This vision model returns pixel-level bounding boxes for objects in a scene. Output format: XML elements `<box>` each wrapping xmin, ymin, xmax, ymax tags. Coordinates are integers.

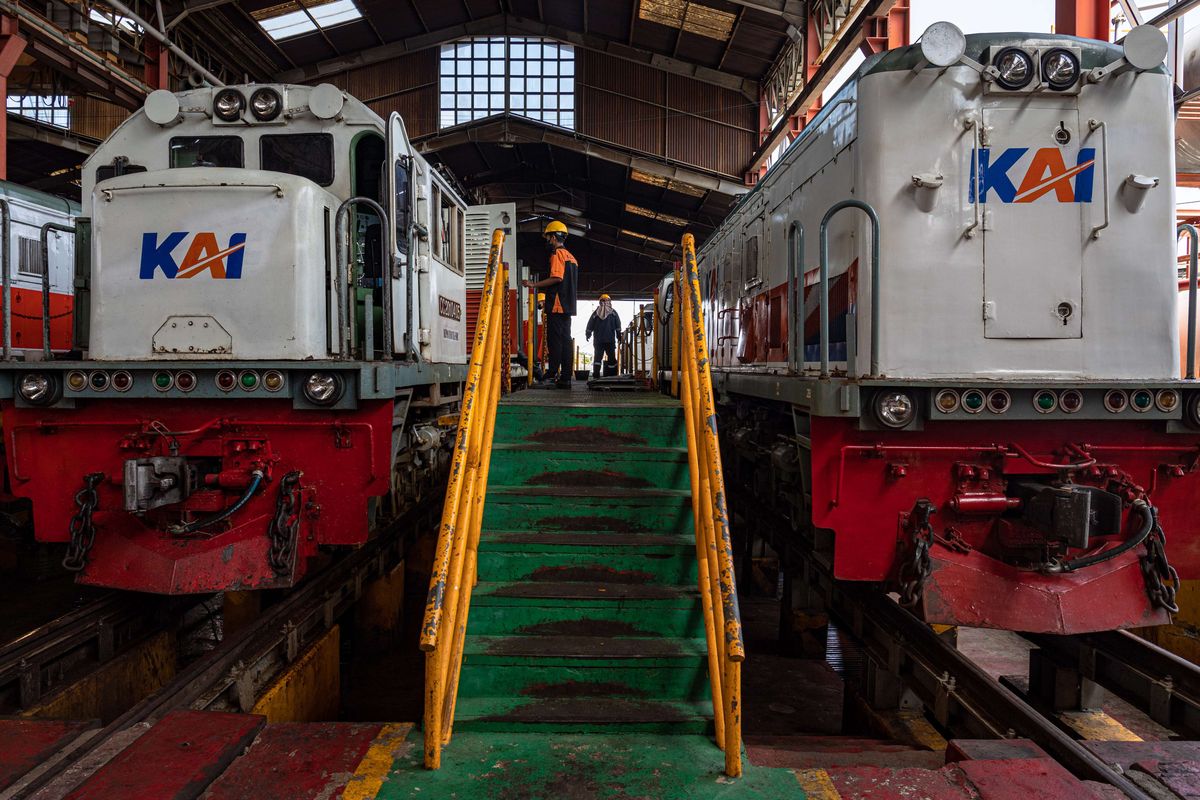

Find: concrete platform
<box><xmin>10</xmin><ymin>712</ymin><xmax>1196</xmax><ymax>799</ymax></box>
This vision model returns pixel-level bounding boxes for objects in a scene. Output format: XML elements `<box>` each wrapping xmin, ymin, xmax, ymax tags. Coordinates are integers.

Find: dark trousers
<box><xmin>547</xmin><ymin>313</ymin><xmax>573</xmax><ymax>384</ymax></box>
<box><xmin>592</xmin><ymin>342</ymin><xmax>616</xmax><ymax>377</ymax></box>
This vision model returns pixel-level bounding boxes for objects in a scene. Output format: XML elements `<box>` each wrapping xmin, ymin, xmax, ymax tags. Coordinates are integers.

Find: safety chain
<box><xmin>267</xmin><ymin>471</ymin><xmax>302</xmax><ymax>576</ymax></box>
<box><xmin>62</xmin><ymin>473</ymin><xmax>104</xmax><ymax>572</ymax></box>
<box><xmin>9</xmin><ymin>310</ymin><xmax>72</xmax><ymax>321</ymax></box>
<box><xmin>1141</xmin><ymin>502</ymin><xmax>1181</xmax><ymax>614</ymax></box>
<box><xmin>898</xmin><ymin>499</ymin><xmax>936</xmax><ymax>608</ymax></box>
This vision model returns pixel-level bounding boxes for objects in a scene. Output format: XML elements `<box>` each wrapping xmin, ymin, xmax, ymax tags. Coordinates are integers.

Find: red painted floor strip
<box><xmin>0</xmin><ymin>719</ymin><xmax>96</xmax><ymax>791</ymax></box>
<box><xmin>203</xmin><ymin>722</ymin><xmax>384</xmax><ymax>800</ymax></box>
<box><xmin>63</xmin><ymin>710</ymin><xmax>264</xmax><ymax>800</ymax></box>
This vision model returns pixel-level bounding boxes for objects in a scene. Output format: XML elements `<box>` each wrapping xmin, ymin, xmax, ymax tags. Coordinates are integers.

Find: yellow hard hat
<box><xmin>543</xmin><ymin>220</ymin><xmax>568</xmax><ymax>236</ymax></box>
<box><xmin>537</xmin><ymin>292</ymin><xmax>546</xmax><ymax>301</ymax></box>
<box><xmin>599</xmin><ymin>294</ymin><xmax>611</xmax><ymax>301</ymax></box>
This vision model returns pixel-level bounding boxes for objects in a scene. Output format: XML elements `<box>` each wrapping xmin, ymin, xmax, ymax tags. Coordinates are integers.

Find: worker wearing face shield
<box><xmin>585</xmin><ymin>294</ymin><xmax>620</xmax><ymax>379</ymax></box>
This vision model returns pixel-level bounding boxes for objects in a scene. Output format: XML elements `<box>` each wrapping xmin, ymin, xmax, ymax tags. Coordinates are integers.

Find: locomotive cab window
<box><xmin>744</xmin><ymin>235</ymin><xmax>759</xmax><ymax>287</ymax></box>
<box><xmin>432</xmin><ymin>187</ymin><xmax>464</xmax><ymax>275</ymax></box>
<box><xmin>261</xmin><ymin>133</ymin><xmax>334</xmax><ymax>186</ymax></box>
<box><xmin>394</xmin><ymin>159</ymin><xmax>411</xmax><ymax>256</ymax></box>
<box><xmin>169</xmin><ymin>136</ymin><xmax>244</xmax><ymax>169</ymax></box>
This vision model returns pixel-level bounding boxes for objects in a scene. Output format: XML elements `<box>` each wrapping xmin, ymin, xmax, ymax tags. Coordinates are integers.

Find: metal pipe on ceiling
<box><xmin>103</xmin><ymin>0</ymin><xmax>225</xmax><ymax>86</ymax></box>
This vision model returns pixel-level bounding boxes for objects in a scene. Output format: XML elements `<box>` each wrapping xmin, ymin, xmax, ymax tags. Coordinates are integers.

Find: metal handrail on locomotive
<box><xmin>0</xmin><ymin>82</ymin><xmax>511</xmax><ymax>594</ymax></box>
<box><xmin>659</xmin><ymin>23</ymin><xmax>1196</xmax><ymax>634</ymax></box>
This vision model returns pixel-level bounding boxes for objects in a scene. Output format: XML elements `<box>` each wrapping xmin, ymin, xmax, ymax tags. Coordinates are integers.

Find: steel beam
<box><xmin>0</xmin><ymin>14</ymin><xmax>25</xmax><ymax>181</ymax></box>
<box><xmin>722</xmin><ymin>0</ymin><xmax>806</xmax><ymax>28</ymax></box>
<box><xmin>276</xmin><ymin>13</ymin><xmax>757</xmax><ymax>97</ymax></box>
<box><xmin>744</xmin><ymin>0</ymin><xmax>894</xmax><ymax>176</ymax></box>
<box><xmin>416</xmin><ymin>115</ymin><xmax>748</xmax><ymax>195</ymax></box>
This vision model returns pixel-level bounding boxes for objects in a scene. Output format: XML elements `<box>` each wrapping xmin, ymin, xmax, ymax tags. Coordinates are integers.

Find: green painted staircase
<box><xmin>455</xmin><ymin>397</ymin><xmax>714</xmax><ymax>734</ymax></box>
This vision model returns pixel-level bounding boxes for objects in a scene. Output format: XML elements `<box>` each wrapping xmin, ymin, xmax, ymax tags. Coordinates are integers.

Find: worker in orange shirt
<box><xmin>522</xmin><ymin>221</ymin><xmax>579</xmax><ymax>389</ymax></box>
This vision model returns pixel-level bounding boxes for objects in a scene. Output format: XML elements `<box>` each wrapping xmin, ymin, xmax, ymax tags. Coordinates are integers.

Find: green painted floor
<box><xmin>377</xmin><ymin>730</ymin><xmax>807</xmax><ymax>800</ymax></box>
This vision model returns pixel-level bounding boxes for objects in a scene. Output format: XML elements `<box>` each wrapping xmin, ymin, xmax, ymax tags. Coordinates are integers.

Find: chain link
<box><xmin>1140</xmin><ymin>502</ymin><xmax>1180</xmax><ymax>614</ymax></box>
<box><xmin>62</xmin><ymin>473</ymin><xmax>104</xmax><ymax>572</ymax></box>
<box><xmin>898</xmin><ymin>499</ymin><xmax>936</xmax><ymax>608</ymax></box>
<box><xmin>267</xmin><ymin>471</ymin><xmax>302</xmax><ymax>576</ymax></box>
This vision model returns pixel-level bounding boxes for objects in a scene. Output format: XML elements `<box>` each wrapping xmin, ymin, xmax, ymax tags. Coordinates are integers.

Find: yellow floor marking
<box><xmin>341</xmin><ymin>722</ymin><xmax>414</xmax><ymax>800</ymax></box>
<box><xmin>1059</xmin><ymin>710</ymin><xmax>1142</xmax><ymax>741</ymax></box>
<box><xmin>795</xmin><ymin>768</ymin><xmax>842</xmax><ymax>799</ymax></box>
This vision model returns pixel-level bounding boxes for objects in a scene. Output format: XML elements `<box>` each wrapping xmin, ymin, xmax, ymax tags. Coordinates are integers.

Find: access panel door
<box><xmin>980</xmin><ymin>106</ymin><xmax>1091</xmax><ymax>338</ymax></box>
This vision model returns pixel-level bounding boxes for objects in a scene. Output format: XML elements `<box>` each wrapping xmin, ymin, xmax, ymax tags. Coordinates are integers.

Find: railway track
<box><xmin>0</xmin><ymin>592</ymin><xmax>177</xmax><ymax>715</ymax></box>
<box><xmin>1</xmin><ymin>497</ymin><xmax>438</xmax><ymax>800</ymax></box>
<box><xmin>739</xmin><ymin>492</ymin><xmax>1194</xmax><ymax>800</ymax></box>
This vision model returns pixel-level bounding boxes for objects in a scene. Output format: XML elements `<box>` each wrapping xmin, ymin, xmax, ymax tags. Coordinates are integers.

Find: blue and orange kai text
<box><xmin>140</xmin><ymin>232</ymin><xmax>248</xmax><ymax>279</ymax></box>
<box><xmin>970</xmin><ymin>146</ymin><xmax>1096</xmax><ymax>204</ymax></box>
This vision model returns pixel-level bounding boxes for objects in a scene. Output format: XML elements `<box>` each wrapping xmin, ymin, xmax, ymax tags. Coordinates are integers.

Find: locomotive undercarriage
<box><xmin>720</xmin><ymin>391</ymin><xmax>1186</xmax><ymax>634</ymax></box>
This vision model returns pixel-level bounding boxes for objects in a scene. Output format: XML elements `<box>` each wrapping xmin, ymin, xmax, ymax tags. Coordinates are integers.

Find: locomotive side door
<box><xmin>387</xmin><ymin>112</ymin><xmax>413</xmax><ymax>356</ymax></box>
<box><xmin>979</xmin><ymin>105</ymin><xmax>1086</xmax><ymax>338</ymax></box>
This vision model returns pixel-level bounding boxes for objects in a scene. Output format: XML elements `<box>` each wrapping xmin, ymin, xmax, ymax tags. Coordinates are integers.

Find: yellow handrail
<box><xmin>672</xmin><ymin>264</ymin><xmax>682</xmax><ymax>398</ymax></box>
<box><xmin>678</xmin><ymin>232</ymin><xmax>744</xmax><ymax>777</ymax></box>
<box><xmin>421</xmin><ymin>228</ymin><xmax>507</xmax><ymax>769</ymax></box>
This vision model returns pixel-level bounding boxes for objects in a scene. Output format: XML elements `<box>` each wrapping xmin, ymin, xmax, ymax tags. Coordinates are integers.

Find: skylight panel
<box><xmin>253</xmin><ymin>0</ymin><xmax>362</xmax><ymax>42</ymax></box>
<box><xmin>638</xmin><ymin>0</ymin><xmax>735</xmax><ymax>42</ymax></box>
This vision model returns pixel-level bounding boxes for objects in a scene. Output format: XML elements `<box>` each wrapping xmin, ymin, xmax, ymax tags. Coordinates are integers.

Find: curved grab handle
<box><xmin>819</xmin><ymin>200</ymin><xmax>881</xmax><ymax>377</ymax></box>
<box><xmin>1180</xmin><ymin>223</ymin><xmax>1199</xmax><ymax>379</ymax></box>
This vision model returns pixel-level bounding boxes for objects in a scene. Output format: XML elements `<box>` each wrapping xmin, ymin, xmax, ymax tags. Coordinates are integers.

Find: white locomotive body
<box><xmin>666</xmin><ymin>26</ymin><xmax>1200</xmax><ymax>634</ymax></box>
<box><xmin>0</xmin><ymin>84</ymin><xmax>502</xmax><ymax>593</ymax></box>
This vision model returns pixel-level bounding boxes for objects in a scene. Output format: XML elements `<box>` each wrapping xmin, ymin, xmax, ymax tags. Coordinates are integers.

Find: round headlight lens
<box><xmin>1104</xmin><ymin>389</ymin><xmax>1128</xmax><ymax>413</ymax></box>
<box><xmin>213</xmin><ymin>88</ymin><xmax>244</xmax><ymax>122</ymax></box>
<box><xmin>987</xmin><ymin>390</ymin><xmax>1012</xmax><ymax>414</ymax></box>
<box><xmin>1042</xmin><ymin>48</ymin><xmax>1079</xmax><ymax>90</ymax></box>
<box><xmin>303</xmin><ymin>372</ymin><xmax>344</xmax><ymax>406</ymax></box>
<box><xmin>263</xmin><ymin>370</ymin><xmax>285</xmax><ymax>392</ymax></box>
<box><xmin>66</xmin><ymin>370</ymin><xmax>87</xmax><ymax>391</ymax></box>
<box><xmin>239</xmin><ymin>371</ymin><xmax>260</xmax><ymax>391</ymax></box>
<box><xmin>111</xmin><ymin>370</ymin><xmax>133</xmax><ymax>392</ymax></box>
<box><xmin>88</xmin><ymin>371</ymin><xmax>110</xmax><ymax>392</ymax></box>
<box><xmin>994</xmin><ymin>48</ymin><xmax>1035</xmax><ymax>90</ymax></box>
<box><xmin>1033</xmin><ymin>390</ymin><xmax>1058</xmax><ymax>414</ymax></box>
<box><xmin>215</xmin><ymin>370</ymin><xmax>237</xmax><ymax>392</ymax></box>
<box><xmin>249</xmin><ymin>88</ymin><xmax>281</xmax><ymax>121</ymax></box>
<box><xmin>874</xmin><ymin>391</ymin><xmax>916</xmax><ymax>429</ymax></box>
<box><xmin>153</xmin><ymin>371</ymin><xmax>173</xmax><ymax>392</ymax></box>
<box><xmin>1186</xmin><ymin>393</ymin><xmax>1200</xmax><ymax>429</ymax></box>
<box><xmin>175</xmin><ymin>371</ymin><xmax>197</xmax><ymax>392</ymax></box>
<box><xmin>934</xmin><ymin>389</ymin><xmax>960</xmax><ymax>414</ymax></box>
<box><xmin>1131</xmin><ymin>389</ymin><xmax>1155</xmax><ymax>412</ymax></box>
<box><xmin>1156</xmin><ymin>389</ymin><xmax>1180</xmax><ymax>413</ymax></box>
<box><xmin>962</xmin><ymin>389</ymin><xmax>986</xmax><ymax>414</ymax></box>
<box><xmin>19</xmin><ymin>373</ymin><xmax>57</xmax><ymax>405</ymax></box>
<box><xmin>1060</xmin><ymin>390</ymin><xmax>1083</xmax><ymax>413</ymax></box>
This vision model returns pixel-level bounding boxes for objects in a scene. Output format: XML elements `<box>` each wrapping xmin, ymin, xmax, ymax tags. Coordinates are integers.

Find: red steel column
<box><xmin>0</xmin><ymin>15</ymin><xmax>26</xmax><ymax>181</ymax></box>
<box><xmin>143</xmin><ymin>38</ymin><xmax>169</xmax><ymax>90</ymax></box>
<box><xmin>1056</xmin><ymin>0</ymin><xmax>1114</xmax><ymax>41</ymax></box>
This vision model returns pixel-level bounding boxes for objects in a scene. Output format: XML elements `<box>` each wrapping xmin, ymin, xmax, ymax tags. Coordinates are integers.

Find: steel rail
<box><xmin>736</xmin><ymin>492</ymin><xmax>1154</xmax><ymax>800</ymax></box>
<box><xmin>839</xmin><ymin>586</ymin><xmax>1152</xmax><ymax>799</ymax></box>
<box><xmin>4</xmin><ymin>498</ymin><xmax>438</xmax><ymax>800</ymax></box>
<box><xmin>1029</xmin><ymin>629</ymin><xmax>1200</xmax><ymax>739</ymax></box>
<box><xmin>0</xmin><ymin>592</ymin><xmax>172</xmax><ymax>714</ymax></box>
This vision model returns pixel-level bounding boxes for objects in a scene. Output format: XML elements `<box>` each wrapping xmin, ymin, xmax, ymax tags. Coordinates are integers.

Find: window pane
<box><xmin>261</xmin><ymin>133</ymin><xmax>335</xmax><ymax>186</ymax></box>
<box><xmin>511</xmin><ymin>94</ymin><xmax>525</xmax><ymax>109</ymax></box>
<box><xmin>169</xmin><ymin>136</ymin><xmax>243</xmax><ymax>168</ymax></box>
<box><xmin>510</xmin><ymin>60</ymin><xmax>525</xmax><ymax>75</ymax></box>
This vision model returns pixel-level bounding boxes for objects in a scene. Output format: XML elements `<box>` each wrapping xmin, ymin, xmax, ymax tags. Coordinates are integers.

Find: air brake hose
<box><xmin>1053</xmin><ymin>500</ymin><xmax>1155</xmax><ymax>573</ymax></box>
<box><xmin>167</xmin><ymin>469</ymin><xmax>266</xmax><ymax>536</ymax></box>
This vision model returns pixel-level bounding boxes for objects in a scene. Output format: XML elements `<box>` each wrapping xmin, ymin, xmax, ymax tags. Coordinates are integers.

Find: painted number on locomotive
<box><xmin>139</xmin><ymin>232</ymin><xmax>248</xmax><ymax>279</ymax></box>
<box><xmin>969</xmin><ymin>147</ymin><xmax>1096</xmax><ymax>204</ymax></box>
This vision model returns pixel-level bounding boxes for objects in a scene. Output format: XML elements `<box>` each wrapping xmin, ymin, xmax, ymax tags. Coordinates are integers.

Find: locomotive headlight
<box><xmin>249</xmin><ymin>88</ymin><xmax>282</xmax><ymax>121</ymax></box>
<box><xmin>19</xmin><ymin>373</ymin><xmax>58</xmax><ymax>405</ymax></box>
<box><xmin>303</xmin><ymin>372</ymin><xmax>344</xmax><ymax>406</ymax></box>
<box><xmin>1041</xmin><ymin>48</ymin><xmax>1079</xmax><ymax>90</ymax></box>
<box><xmin>213</xmin><ymin>89</ymin><xmax>244</xmax><ymax>122</ymax></box>
<box><xmin>1186</xmin><ymin>393</ymin><xmax>1200</xmax><ymax>429</ymax></box>
<box><xmin>994</xmin><ymin>48</ymin><xmax>1035</xmax><ymax>90</ymax></box>
<box><xmin>874</xmin><ymin>391</ymin><xmax>916</xmax><ymax>429</ymax></box>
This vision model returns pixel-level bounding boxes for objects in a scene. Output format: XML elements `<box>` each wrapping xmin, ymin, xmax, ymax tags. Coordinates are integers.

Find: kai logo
<box><xmin>139</xmin><ymin>232</ymin><xmax>248</xmax><ymax>279</ymax></box>
<box><xmin>970</xmin><ymin>147</ymin><xmax>1096</xmax><ymax>204</ymax></box>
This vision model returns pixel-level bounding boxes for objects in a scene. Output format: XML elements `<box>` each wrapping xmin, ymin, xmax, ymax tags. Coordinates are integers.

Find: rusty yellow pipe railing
<box><xmin>421</xmin><ymin>228</ymin><xmax>507</xmax><ymax>769</ymax></box>
<box><xmin>672</xmin><ymin>265</ymin><xmax>682</xmax><ymax>398</ymax></box>
<box><xmin>651</xmin><ymin>289</ymin><xmax>660</xmax><ymax>389</ymax></box>
<box><xmin>526</xmin><ymin>276</ymin><xmax>536</xmax><ymax>382</ymax></box>
<box><xmin>678</xmin><ymin>233</ymin><xmax>743</xmax><ymax>777</ymax></box>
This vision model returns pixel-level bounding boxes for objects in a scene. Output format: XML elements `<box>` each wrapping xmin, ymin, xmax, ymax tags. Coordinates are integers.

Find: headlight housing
<box><xmin>993</xmin><ymin>47</ymin><xmax>1035</xmax><ymax>90</ymax></box>
<box><xmin>19</xmin><ymin>373</ymin><xmax>59</xmax><ymax>405</ymax></box>
<box><xmin>213</xmin><ymin>88</ymin><xmax>244</xmax><ymax>122</ymax></box>
<box><xmin>303</xmin><ymin>372</ymin><xmax>344</xmax><ymax>406</ymax></box>
<box><xmin>874</xmin><ymin>391</ymin><xmax>916</xmax><ymax>429</ymax></box>
<box><xmin>1041</xmin><ymin>48</ymin><xmax>1079</xmax><ymax>90</ymax></box>
<box><xmin>249</xmin><ymin>87</ymin><xmax>282</xmax><ymax>121</ymax></box>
